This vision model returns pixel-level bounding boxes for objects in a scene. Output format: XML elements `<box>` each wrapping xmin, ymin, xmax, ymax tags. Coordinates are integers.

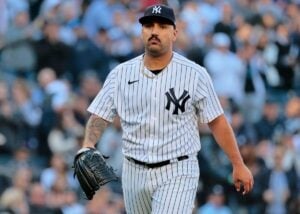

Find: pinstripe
<box><xmin>128</xmin><ymin>160</ymin><xmax>134</xmax><ymax>214</ymax></box>
<box><xmin>155</xmin><ymin>167</ymin><xmax>166</xmax><ymax>212</ymax></box>
<box><xmin>88</xmin><ymin>52</ymin><xmax>223</xmax><ymax>213</ymax></box>
<box><xmin>132</xmin><ymin>165</ymin><xmax>141</xmax><ymax>214</ymax></box>
<box><xmin>141</xmin><ymin>179</ymin><xmax>151</xmax><ymax>213</ymax></box>
<box><xmin>123</xmin><ymin>155</ymin><xmax>199</xmax><ymax>214</ymax></box>
<box><xmin>122</xmin><ymin>159</ymin><xmax>131</xmax><ymax>213</ymax></box>
<box><xmin>169</xmin><ymin>176</ymin><xmax>182</xmax><ymax>213</ymax></box>
<box><xmin>157</xmin><ymin>76</ymin><xmax>162</xmax><ymax>161</ymax></box>
<box><xmin>180</xmin><ymin>164</ymin><xmax>191</xmax><ymax>208</ymax></box>
<box><xmin>123</xmin><ymin>159</ymin><xmax>152</xmax><ymax>214</ymax></box>
<box><xmin>149</xmin><ymin>156</ymin><xmax>199</xmax><ymax>214</ymax></box>
<box><xmin>140</xmin><ymin>163</ymin><xmax>151</xmax><ymax>213</ymax></box>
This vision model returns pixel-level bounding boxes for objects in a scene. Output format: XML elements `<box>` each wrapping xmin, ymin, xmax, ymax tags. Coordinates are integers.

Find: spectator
<box><xmin>46</xmin><ymin>174</ymin><xmax>73</xmax><ymax>211</ymax></box>
<box><xmin>255</xmin><ymin>0</ymin><xmax>283</xmax><ymax>19</ymax></box>
<box><xmin>85</xmin><ymin>187</ymin><xmax>112</xmax><ymax>213</ymax></box>
<box><xmin>94</xmin><ymin>27</ymin><xmax>112</xmax><ymax>60</ymax></box>
<box><xmin>284</xmin><ymin>95</ymin><xmax>300</xmax><ymax>138</ymax></box>
<box><xmin>1</xmin><ymin>10</ymin><xmax>36</xmax><ymax>81</ymax></box>
<box><xmin>179</xmin><ymin>1</ymin><xmax>206</xmax><ymax>45</ymax></box>
<box><xmin>33</xmin><ymin>18</ymin><xmax>72</xmax><ymax>78</ymax></box>
<box><xmin>213</xmin><ymin>2</ymin><xmax>236</xmax><ymax>52</ymax></box>
<box><xmin>236</xmin><ymin>142</ymin><xmax>269</xmax><ymax>214</ymax></box>
<box><xmin>48</xmin><ymin>108</ymin><xmax>84</xmax><ymax>165</ymax></box>
<box><xmin>237</xmin><ymin>42</ymin><xmax>267</xmax><ymax>123</ymax></box>
<box><xmin>61</xmin><ymin>190</ymin><xmax>85</xmax><ymax>214</ymax></box>
<box><xmin>40</xmin><ymin>153</ymin><xmax>78</xmax><ymax>192</ymax></box>
<box><xmin>228</xmin><ymin>0</ymin><xmax>257</xmax><ymax>24</ymax></box>
<box><xmin>82</xmin><ymin>0</ymin><xmax>127</xmax><ymax>39</ymax></box>
<box><xmin>5</xmin><ymin>0</ymin><xmax>29</xmax><ymax>22</ymax></box>
<box><xmin>0</xmin><ymin>187</ymin><xmax>29</xmax><ymax>214</ymax></box>
<box><xmin>56</xmin><ymin>1</ymin><xmax>81</xmax><ymax>46</ymax></box>
<box><xmin>71</xmin><ymin>93</ymin><xmax>90</xmax><ymax>126</ymax></box>
<box><xmin>254</xmin><ymin>99</ymin><xmax>285</xmax><ymax>143</ymax></box>
<box><xmin>11</xmin><ymin>167</ymin><xmax>33</xmax><ymax>193</ymax></box>
<box><xmin>36</xmin><ymin>67</ymin><xmax>70</xmax><ymax>112</ymax></box>
<box><xmin>204</xmin><ymin>32</ymin><xmax>246</xmax><ymax>107</ymax></box>
<box><xmin>11</xmin><ymin>78</ymin><xmax>42</xmax><ymax>148</ymax></box>
<box><xmin>5</xmin><ymin>147</ymin><xmax>41</xmax><ymax>179</ymax></box>
<box><xmin>85</xmin><ymin>186</ymin><xmax>125</xmax><ymax>214</ymax></box>
<box><xmin>34</xmin><ymin>67</ymin><xmax>71</xmax><ymax>158</ymax></box>
<box><xmin>77</xmin><ymin>70</ymin><xmax>102</xmax><ymax>103</ymax></box>
<box><xmin>0</xmin><ymin>173</ymin><xmax>10</xmax><ymax>196</ymax></box>
<box><xmin>0</xmin><ymin>0</ymin><xmax>8</xmax><ymax>37</ymax></box>
<box><xmin>230</xmin><ymin>107</ymin><xmax>256</xmax><ymax>146</ymax></box>
<box><xmin>263</xmin><ymin>145</ymin><xmax>295</xmax><ymax>214</ymax></box>
<box><xmin>28</xmin><ymin>182</ymin><xmax>62</xmax><ymax>214</ymax></box>
<box><xmin>197</xmin><ymin>184</ymin><xmax>232</xmax><ymax>214</ymax></box>
<box><xmin>0</xmin><ymin>80</ymin><xmax>23</xmax><ymax>155</ymax></box>
<box><xmin>282</xmin><ymin>96</ymin><xmax>300</xmax><ymax>197</ymax></box>
<box><xmin>198</xmin><ymin>135</ymin><xmax>233</xmax><ymax>198</ymax></box>
<box><xmin>70</xmin><ymin>25</ymin><xmax>111</xmax><ymax>85</ymax></box>
<box><xmin>38</xmin><ymin>0</ymin><xmax>61</xmax><ymax>19</ymax></box>
<box><xmin>198</xmin><ymin>0</ymin><xmax>221</xmax><ymax>33</ymax></box>
<box><xmin>273</xmin><ymin>23</ymin><xmax>298</xmax><ymax>98</ymax></box>
<box><xmin>276</xmin><ymin>134</ymin><xmax>299</xmax><ymax>213</ymax></box>
<box><xmin>97</xmin><ymin>116</ymin><xmax>123</xmax><ymax>177</ymax></box>
<box><xmin>12</xmin><ymin>78</ymin><xmax>41</xmax><ymax>127</ymax></box>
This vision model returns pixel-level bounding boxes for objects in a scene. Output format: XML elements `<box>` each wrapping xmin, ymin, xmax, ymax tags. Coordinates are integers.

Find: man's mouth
<box><xmin>149</xmin><ymin>36</ymin><xmax>160</xmax><ymax>42</ymax></box>
<box><xmin>149</xmin><ymin>38</ymin><xmax>160</xmax><ymax>44</ymax></box>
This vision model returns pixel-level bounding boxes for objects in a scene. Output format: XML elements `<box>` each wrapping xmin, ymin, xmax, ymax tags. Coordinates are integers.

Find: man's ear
<box><xmin>173</xmin><ymin>28</ymin><xmax>178</xmax><ymax>42</ymax></box>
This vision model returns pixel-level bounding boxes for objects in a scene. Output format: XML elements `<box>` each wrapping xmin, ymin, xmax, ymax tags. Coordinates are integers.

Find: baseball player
<box><xmin>80</xmin><ymin>4</ymin><xmax>254</xmax><ymax>214</ymax></box>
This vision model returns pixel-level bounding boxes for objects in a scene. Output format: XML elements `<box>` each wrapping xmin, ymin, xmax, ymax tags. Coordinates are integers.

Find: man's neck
<box><xmin>144</xmin><ymin>51</ymin><xmax>173</xmax><ymax>70</ymax></box>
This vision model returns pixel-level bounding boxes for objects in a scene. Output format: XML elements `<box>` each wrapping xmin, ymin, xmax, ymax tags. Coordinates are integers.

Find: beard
<box><xmin>146</xmin><ymin>46</ymin><xmax>162</xmax><ymax>57</ymax></box>
<box><xmin>145</xmin><ymin>35</ymin><xmax>164</xmax><ymax>57</ymax></box>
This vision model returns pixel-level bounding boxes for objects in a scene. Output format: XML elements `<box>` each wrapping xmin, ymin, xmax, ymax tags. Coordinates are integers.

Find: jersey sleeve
<box><xmin>195</xmin><ymin>68</ymin><xmax>223</xmax><ymax>123</ymax></box>
<box><xmin>87</xmin><ymin>69</ymin><xmax>118</xmax><ymax>122</ymax></box>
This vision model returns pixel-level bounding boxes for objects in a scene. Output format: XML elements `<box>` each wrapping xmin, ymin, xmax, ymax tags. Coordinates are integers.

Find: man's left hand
<box><xmin>232</xmin><ymin>164</ymin><xmax>254</xmax><ymax>195</ymax></box>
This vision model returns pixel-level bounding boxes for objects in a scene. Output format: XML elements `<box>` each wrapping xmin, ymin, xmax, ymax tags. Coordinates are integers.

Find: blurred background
<box><xmin>0</xmin><ymin>0</ymin><xmax>299</xmax><ymax>213</ymax></box>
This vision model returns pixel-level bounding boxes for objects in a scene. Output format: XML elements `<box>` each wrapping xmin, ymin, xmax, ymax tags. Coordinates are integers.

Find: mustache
<box><xmin>148</xmin><ymin>35</ymin><xmax>160</xmax><ymax>42</ymax></box>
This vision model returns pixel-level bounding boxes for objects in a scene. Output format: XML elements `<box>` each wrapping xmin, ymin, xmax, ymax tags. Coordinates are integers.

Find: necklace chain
<box><xmin>140</xmin><ymin>60</ymin><xmax>156</xmax><ymax>79</ymax></box>
<box><xmin>140</xmin><ymin>53</ymin><xmax>173</xmax><ymax>79</ymax></box>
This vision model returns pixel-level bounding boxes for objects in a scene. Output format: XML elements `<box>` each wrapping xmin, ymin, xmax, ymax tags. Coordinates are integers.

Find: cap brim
<box><xmin>139</xmin><ymin>16</ymin><xmax>175</xmax><ymax>26</ymax></box>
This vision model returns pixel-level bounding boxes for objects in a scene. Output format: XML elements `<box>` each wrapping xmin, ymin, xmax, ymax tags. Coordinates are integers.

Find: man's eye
<box><xmin>159</xmin><ymin>24</ymin><xmax>168</xmax><ymax>28</ymax></box>
<box><xmin>143</xmin><ymin>23</ymin><xmax>153</xmax><ymax>28</ymax></box>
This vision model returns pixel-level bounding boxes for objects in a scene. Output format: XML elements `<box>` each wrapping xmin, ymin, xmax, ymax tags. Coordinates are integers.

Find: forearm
<box><xmin>208</xmin><ymin>114</ymin><xmax>244</xmax><ymax>167</ymax></box>
<box><xmin>82</xmin><ymin>114</ymin><xmax>109</xmax><ymax>148</ymax></box>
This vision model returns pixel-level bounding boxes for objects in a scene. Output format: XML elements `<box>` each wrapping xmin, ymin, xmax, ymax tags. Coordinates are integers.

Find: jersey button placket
<box><xmin>152</xmin><ymin>77</ymin><xmax>158</xmax><ymax>122</ymax></box>
<box><xmin>149</xmin><ymin>77</ymin><xmax>158</xmax><ymax>142</ymax></box>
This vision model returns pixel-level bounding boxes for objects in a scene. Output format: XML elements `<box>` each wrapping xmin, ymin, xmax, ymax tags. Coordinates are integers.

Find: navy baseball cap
<box><xmin>139</xmin><ymin>4</ymin><xmax>176</xmax><ymax>26</ymax></box>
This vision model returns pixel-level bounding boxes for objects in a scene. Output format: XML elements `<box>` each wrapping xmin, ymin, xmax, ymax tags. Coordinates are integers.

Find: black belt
<box><xmin>126</xmin><ymin>155</ymin><xmax>189</xmax><ymax>168</ymax></box>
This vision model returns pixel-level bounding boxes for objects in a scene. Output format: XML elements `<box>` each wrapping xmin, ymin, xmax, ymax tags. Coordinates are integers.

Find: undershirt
<box><xmin>150</xmin><ymin>69</ymin><xmax>163</xmax><ymax>75</ymax></box>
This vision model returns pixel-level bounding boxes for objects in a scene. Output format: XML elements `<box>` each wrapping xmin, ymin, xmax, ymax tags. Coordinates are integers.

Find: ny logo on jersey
<box><xmin>152</xmin><ymin>5</ymin><xmax>162</xmax><ymax>14</ymax></box>
<box><xmin>165</xmin><ymin>88</ymin><xmax>190</xmax><ymax>115</ymax></box>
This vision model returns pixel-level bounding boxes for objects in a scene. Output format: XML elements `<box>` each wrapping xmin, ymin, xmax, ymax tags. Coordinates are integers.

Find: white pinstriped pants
<box><xmin>122</xmin><ymin>155</ymin><xmax>199</xmax><ymax>214</ymax></box>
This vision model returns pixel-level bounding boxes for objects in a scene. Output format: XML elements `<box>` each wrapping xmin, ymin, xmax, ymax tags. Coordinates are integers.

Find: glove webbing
<box><xmin>75</xmin><ymin>156</ymin><xmax>100</xmax><ymax>199</ymax></box>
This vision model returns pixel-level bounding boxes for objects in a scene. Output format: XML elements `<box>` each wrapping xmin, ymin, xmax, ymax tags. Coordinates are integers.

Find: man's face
<box><xmin>141</xmin><ymin>19</ymin><xmax>177</xmax><ymax>57</ymax></box>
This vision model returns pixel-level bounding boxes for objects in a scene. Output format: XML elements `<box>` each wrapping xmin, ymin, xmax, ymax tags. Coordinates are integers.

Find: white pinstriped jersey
<box><xmin>88</xmin><ymin>52</ymin><xmax>223</xmax><ymax>163</ymax></box>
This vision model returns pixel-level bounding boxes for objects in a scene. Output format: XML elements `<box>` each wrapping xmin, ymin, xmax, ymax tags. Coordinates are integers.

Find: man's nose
<box><xmin>151</xmin><ymin>23</ymin><xmax>160</xmax><ymax>34</ymax></box>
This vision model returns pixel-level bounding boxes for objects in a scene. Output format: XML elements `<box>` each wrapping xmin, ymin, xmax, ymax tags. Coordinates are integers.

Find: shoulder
<box><xmin>103</xmin><ymin>55</ymin><xmax>143</xmax><ymax>81</ymax></box>
<box><xmin>113</xmin><ymin>55</ymin><xmax>143</xmax><ymax>73</ymax></box>
<box><xmin>172</xmin><ymin>52</ymin><xmax>212</xmax><ymax>81</ymax></box>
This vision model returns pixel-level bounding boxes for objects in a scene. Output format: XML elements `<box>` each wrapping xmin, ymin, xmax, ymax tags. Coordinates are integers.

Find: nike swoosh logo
<box><xmin>128</xmin><ymin>80</ymin><xmax>139</xmax><ymax>85</ymax></box>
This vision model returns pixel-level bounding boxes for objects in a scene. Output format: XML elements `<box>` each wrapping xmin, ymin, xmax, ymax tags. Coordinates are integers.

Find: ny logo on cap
<box><xmin>152</xmin><ymin>5</ymin><xmax>162</xmax><ymax>14</ymax></box>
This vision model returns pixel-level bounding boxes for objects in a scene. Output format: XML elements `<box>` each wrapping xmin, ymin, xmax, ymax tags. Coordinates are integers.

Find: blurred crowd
<box><xmin>0</xmin><ymin>0</ymin><xmax>299</xmax><ymax>213</ymax></box>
